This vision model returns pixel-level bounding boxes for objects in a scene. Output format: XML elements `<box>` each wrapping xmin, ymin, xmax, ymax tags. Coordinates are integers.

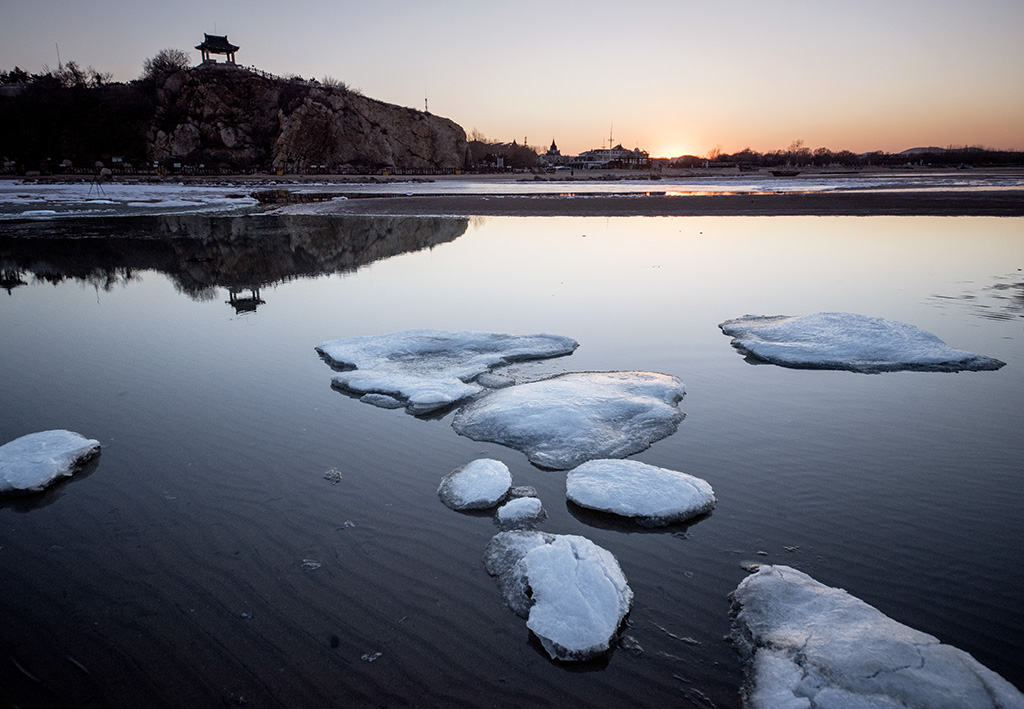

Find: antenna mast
<box><xmin>55</xmin><ymin>43</ymin><xmax>61</xmax><ymax>69</ymax></box>
<box><xmin>609</xmin><ymin>123</ymin><xmax>614</xmax><ymax>149</ymax></box>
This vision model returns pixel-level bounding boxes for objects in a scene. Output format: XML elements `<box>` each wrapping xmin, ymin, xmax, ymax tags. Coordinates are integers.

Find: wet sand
<box><xmin>301</xmin><ymin>189</ymin><xmax>1024</xmax><ymax>217</ymax></box>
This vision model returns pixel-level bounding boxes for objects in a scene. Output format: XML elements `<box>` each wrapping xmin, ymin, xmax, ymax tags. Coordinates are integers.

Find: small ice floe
<box><xmin>730</xmin><ymin>565</ymin><xmax>1024</xmax><ymax>708</ymax></box>
<box><xmin>484</xmin><ymin>530</ymin><xmax>633</xmax><ymax>662</ymax></box>
<box><xmin>316</xmin><ymin>330</ymin><xmax>578</xmax><ymax>415</ymax></box>
<box><xmin>566</xmin><ymin>459</ymin><xmax>715</xmax><ymax>527</ymax></box>
<box><xmin>719</xmin><ymin>312</ymin><xmax>1005</xmax><ymax>373</ymax></box>
<box><xmin>452</xmin><ymin>372</ymin><xmax>685</xmax><ymax>469</ymax></box>
<box><xmin>0</xmin><ymin>430</ymin><xmax>101</xmax><ymax>494</ymax></box>
<box><xmin>495</xmin><ymin>497</ymin><xmax>545</xmax><ymax>528</ymax></box>
<box><xmin>437</xmin><ymin>458</ymin><xmax>512</xmax><ymax>510</ymax></box>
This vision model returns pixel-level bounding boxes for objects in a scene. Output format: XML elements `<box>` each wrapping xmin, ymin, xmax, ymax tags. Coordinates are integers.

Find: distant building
<box><xmin>570</xmin><ymin>143</ymin><xmax>649</xmax><ymax>170</ymax></box>
<box><xmin>539</xmin><ymin>139</ymin><xmax>568</xmax><ymax>167</ymax></box>
<box><xmin>196</xmin><ymin>34</ymin><xmax>240</xmax><ymax>64</ymax></box>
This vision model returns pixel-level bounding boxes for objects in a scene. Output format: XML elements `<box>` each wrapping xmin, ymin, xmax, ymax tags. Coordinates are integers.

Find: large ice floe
<box><xmin>437</xmin><ymin>458</ymin><xmax>512</xmax><ymax>511</ymax></box>
<box><xmin>719</xmin><ymin>312</ymin><xmax>1005</xmax><ymax>373</ymax></box>
<box><xmin>0</xmin><ymin>430</ymin><xmax>101</xmax><ymax>494</ymax></box>
<box><xmin>452</xmin><ymin>371</ymin><xmax>685</xmax><ymax>469</ymax></box>
<box><xmin>316</xmin><ymin>330</ymin><xmax>578</xmax><ymax>415</ymax></box>
<box><xmin>566</xmin><ymin>459</ymin><xmax>715</xmax><ymax>526</ymax></box>
<box><xmin>484</xmin><ymin>530</ymin><xmax>633</xmax><ymax>661</ymax></box>
<box><xmin>730</xmin><ymin>565</ymin><xmax>1024</xmax><ymax>708</ymax></box>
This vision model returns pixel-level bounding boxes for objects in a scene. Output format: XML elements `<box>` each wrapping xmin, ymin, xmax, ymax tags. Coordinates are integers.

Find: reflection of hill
<box><xmin>0</xmin><ymin>214</ymin><xmax>468</xmax><ymax>298</ymax></box>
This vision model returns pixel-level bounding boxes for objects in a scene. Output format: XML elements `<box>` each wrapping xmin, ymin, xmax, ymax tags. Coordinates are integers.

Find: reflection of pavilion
<box><xmin>1</xmin><ymin>269</ymin><xmax>27</xmax><ymax>294</ymax></box>
<box><xmin>227</xmin><ymin>287</ymin><xmax>265</xmax><ymax>314</ymax></box>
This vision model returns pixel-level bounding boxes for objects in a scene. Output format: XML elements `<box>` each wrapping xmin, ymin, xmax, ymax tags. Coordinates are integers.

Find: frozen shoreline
<box><xmin>2</xmin><ymin>169</ymin><xmax>1023</xmax><ymax>219</ymax></box>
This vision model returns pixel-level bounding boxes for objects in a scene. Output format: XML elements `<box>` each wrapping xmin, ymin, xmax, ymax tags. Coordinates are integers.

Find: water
<box><xmin>1</xmin><ymin>214</ymin><xmax>1022</xmax><ymax>707</ymax></box>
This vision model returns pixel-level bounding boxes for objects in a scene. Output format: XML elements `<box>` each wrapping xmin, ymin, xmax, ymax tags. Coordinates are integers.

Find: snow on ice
<box><xmin>316</xmin><ymin>330</ymin><xmax>578</xmax><ymax>415</ymax></box>
<box><xmin>452</xmin><ymin>371</ymin><xmax>685</xmax><ymax>469</ymax></box>
<box><xmin>484</xmin><ymin>530</ymin><xmax>633</xmax><ymax>661</ymax></box>
<box><xmin>437</xmin><ymin>458</ymin><xmax>512</xmax><ymax>511</ymax></box>
<box><xmin>719</xmin><ymin>312</ymin><xmax>1005</xmax><ymax>373</ymax></box>
<box><xmin>566</xmin><ymin>459</ymin><xmax>715</xmax><ymax>526</ymax></box>
<box><xmin>730</xmin><ymin>565</ymin><xmax>1024</xmax><ymax>709</ymax></box>
<box><xmin>0</xmin><ymin>430</ymin><xmax>101</xmax><ymax>494</ymax></box>
<box><xmin>496</xmin><ymin>497</ymin><xmax>545</xmax><ymax>528</ymax></box>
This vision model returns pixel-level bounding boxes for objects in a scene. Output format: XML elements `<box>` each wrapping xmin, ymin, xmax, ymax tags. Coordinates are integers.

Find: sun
<box><xmin>651</xmin><ymin>142</ymin><xmax>700</xmax><ymax>159</ymax></box>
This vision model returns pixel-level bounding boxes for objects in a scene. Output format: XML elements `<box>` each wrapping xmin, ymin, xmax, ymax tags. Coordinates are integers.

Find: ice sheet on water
<box><xmin>0</xmin><ymin>181</ymin><xmax>258</xmax><ymax>220</ymax></box>
<box><xmin>719</xmin><ymin>312</ymin><xmax>1005</xmax><ymax>373</ymax></box>
<box><xmin>0</xmin><ymin>430</ymin><xmax>101</xmax><ymax>494</ymax></box>
<box><xmin>452</xmin><ymin>371</ymin><xmax>685</xmax><ymax>469</ymax></box>
<box><xmin>566</xmin><ymin>459</ymin><xmax>715</xmax><ymax>526</ymax></box>
<box><xmin>731</xmin><ymin>565</ymin><xmax>1024</xmax><ymax>708</ymax></box>
<box><xmin>437</xmin><ymin>459</ymin><xmax>512</xmax><ymax>511</ymax></box>
<box><xmin>484</xmin><ymin>530</ymin><xmax>633</xmax><ymax>661</ymax></box>
<box><xmin>316</xmin><ymin>330</ymin><xmax>578</xmax><ymax>415</ymax></box>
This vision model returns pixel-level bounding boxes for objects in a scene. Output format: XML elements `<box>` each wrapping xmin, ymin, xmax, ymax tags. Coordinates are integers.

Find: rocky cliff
<box><xmin>148</xmin><ymin>64</ymin><xmax>469</xmax><ymax>172</ymax></box>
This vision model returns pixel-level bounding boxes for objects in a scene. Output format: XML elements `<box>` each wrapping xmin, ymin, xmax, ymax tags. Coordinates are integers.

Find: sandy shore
<box><xmin>287</xmin><ymin>189</ymin><xmax>1024</xmax><ymax>217</ymax></box>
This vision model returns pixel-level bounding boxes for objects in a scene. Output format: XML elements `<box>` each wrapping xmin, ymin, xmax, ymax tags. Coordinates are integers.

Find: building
<box><xmin>196</xmin><ymin>34</ymin><xmax>240</xmax><ymax>64</ymax></box>
<box><xmin>570</xmin><ymin>143</ymin><xmax>650</xmax><ymax>170</ymax></box>
<box><xmin>538</xmin><ymin>139</ymin><xmax>568</xmax><ymax>167</ymax></box>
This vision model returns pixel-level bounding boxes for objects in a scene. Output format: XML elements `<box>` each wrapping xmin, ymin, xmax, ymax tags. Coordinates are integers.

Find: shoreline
<box><xmin>279</xmin><ymin>189</ymin><xmax>1024</xmax><ymax>217</ymax></box>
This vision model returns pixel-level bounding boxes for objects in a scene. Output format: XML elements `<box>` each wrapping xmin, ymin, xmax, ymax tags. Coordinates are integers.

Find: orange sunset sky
<box><xmin>2</xmin><ymin>0</ymin><xmax>1022</xmax><ymax>158</ymax></box>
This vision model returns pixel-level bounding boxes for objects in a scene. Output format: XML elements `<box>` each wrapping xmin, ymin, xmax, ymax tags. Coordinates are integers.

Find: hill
<box><xmin>0</xmin><ymin>63</ymin><xmax>470</xmax><ymax>174</ymax></box>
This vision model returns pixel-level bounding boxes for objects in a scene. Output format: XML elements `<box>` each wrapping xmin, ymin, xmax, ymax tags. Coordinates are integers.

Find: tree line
<box><xmin>669</xmin><ymin>139</ymin><xmax>1024</xmax><ymax>169</ymax></box>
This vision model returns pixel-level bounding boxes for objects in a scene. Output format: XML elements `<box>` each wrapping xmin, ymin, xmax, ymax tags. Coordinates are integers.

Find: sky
<box><xmin>2</xmin><ymin>0</ymin><xmax>1022</xmax><ymax>158</ymax></box>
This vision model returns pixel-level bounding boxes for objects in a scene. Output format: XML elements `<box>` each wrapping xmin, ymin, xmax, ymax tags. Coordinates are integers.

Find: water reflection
<box><xmin>0</xmin><ymin>214</ymin><xmax>468</xmax><ymax>303</ymax></box>
<box><xmin>932</xmin><ymin>270</ymin><xmax>1024</xmax><ymax>320</ymax></box>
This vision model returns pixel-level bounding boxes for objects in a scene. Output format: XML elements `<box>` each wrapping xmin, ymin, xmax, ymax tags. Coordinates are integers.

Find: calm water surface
<box><xmin>1</xmin><ymin>214</ymin><xmax>1022</xmax><ymax>707</ymax></box>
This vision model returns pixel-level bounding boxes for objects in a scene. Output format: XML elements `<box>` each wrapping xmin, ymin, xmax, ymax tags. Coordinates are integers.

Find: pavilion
<box><xmin>195</xmin><ymin>34</ymin><xmax>239</xmax><ymax>64</ymax></box>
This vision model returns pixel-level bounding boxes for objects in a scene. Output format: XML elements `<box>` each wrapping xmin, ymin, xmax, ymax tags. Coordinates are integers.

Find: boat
<box><xmin>770</xmin><ymin>170</ymin><xmax>800</xmax><ymax>177</ymax></box>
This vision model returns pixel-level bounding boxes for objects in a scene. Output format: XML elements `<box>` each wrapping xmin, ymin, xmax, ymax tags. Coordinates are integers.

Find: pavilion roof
<box><xmin>196</xmin><ymin>34</ymin><xmax>239</xmax><ymax>53</ymax></box>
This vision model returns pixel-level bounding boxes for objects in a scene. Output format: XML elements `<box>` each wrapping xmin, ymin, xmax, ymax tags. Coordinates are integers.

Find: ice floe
<box><xmin>484</xmin><ymin>530</ymin><xmax>633</xmax><ymax>661</ymax></box>
<box><xmin>0</xmin><ymin>430</ymin><xmax>101</xmax><ymax>494</ymax></box>
<box><xmin>719</xmin><ymin>312</ymin><xmax>1005</xmax><ymax>373</ymax></box>
<box><xmin>316</xmin><ymin>330</ymin><xmax>578</xmax><ymax>415</ymax></box>
<box><xmin>437</xmin><ymin>459</ymin><xmax>512</xmax><ymax>510</ymax></box>
<box><xmin>452</xmin><ymin>371</ymin><xmax>685</xmax><ymax>469</ymax></box>
<box><xmin>566</xmin><ymin>459</ymin><xmax>715</xmax><ymax>526</ymax></box>
<box><xmin>730</xmin><ymin>565</ymin><xmax>1024</xmax><ymax>708</ymax></box>
<box><xmin>496</xmin><ymin>497</ymin><xmax>545</xmax><ymax>527</ymax></box>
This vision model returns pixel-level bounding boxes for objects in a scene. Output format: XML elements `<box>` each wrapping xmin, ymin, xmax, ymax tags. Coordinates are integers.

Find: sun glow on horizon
<box><xmin>651</xmin><ymin>143</ymin><xmax>703</xmax><ymax>160</ymax></box>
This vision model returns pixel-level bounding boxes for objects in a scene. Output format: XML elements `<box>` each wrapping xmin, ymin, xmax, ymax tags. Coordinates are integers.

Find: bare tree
<box><xmin>141</xmin><ymin>49</ymin><xmax>191</xmax><ymax>81</ymax></box>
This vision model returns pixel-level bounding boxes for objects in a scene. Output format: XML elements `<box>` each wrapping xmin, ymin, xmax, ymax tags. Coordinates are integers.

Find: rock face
<box><xmin>148</xmin><ymin>64</ymin><xmax>470</xmax><ymax>171</ymax></box>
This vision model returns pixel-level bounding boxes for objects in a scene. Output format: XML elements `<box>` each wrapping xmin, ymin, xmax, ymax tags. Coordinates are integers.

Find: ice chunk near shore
<box><xmin>437</xmin><ymin>458</ymin><xmax>512</xmax><ymax>510</ymax></box>
<box><xmin>566</xmin><ymin>459</ymin><xmax>715</xmax><ymax>526</ymax></box>
<box><xmin>720</xmin><ymin>312</ymin><xmax>1005</xmax><ymax>373</ymax></box>
<box><xmin>484</xmin><ymin>531</ymin><xmax>633</xmax><ymax>661</ymax></box>
<box><xmin>452</xmin><ymin>371</ymin><xmax>685</xmax><ymax>469</ymax></box>
<box><xmin>730</xmin><ymin>565</ymin><xmax>1024</xmax><ymax>708</ymax></box>
<box><xmin>316</xmin><ymin>330</ymin><xmax>578</xmax><ymax>415</ymax></box>
<box><xmin>0</xmin><ymin>430</ymin><xmax>101</xmax><ymax>494</ymax></box>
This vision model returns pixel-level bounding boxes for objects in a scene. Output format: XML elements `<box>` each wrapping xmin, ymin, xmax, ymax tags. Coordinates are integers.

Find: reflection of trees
<box><xmin>0</xmin><ymin>214</ymin><xmax>468</xmax><ymax>299</ymax></box>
